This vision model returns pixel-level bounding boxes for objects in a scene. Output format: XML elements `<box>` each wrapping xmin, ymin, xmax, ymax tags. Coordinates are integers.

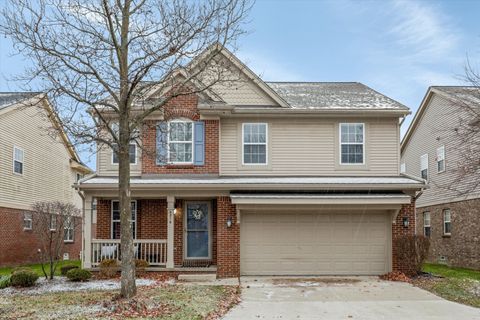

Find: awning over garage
<box><xmin>230</xmin><ymin>192</ymin><xmax>412</xmax><ymax>205</ymax></box>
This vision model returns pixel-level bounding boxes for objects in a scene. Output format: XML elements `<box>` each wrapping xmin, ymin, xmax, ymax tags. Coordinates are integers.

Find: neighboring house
<box><xmin>0</xmin><ymin>93</ymin><xmax>91</xmax><ymax>266</ymax></box>
<box><xmin>78</xmin><ymin>47</ymin><xmax>425</xmax><ymax>278</ymax></box>
<box><xmin>401</xmin><ymin>86</ymin><xmax>480</xmax><ymax>270</ymax></box>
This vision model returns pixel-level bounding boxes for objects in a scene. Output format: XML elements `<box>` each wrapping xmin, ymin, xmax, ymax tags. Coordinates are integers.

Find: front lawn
<box><xmin>0</xmin><ymin>282</ymin><xmax>240</xmax><ymax>319</ymax></box>
<box><xmin>0</xmin><ymin>260</ymin><xmax>81</xmax><ymax>277</ymax></box>
<box><xmin>413</xmin><ymin>263</ymin><xmax>480</xmax><ymax>308</ymax></box>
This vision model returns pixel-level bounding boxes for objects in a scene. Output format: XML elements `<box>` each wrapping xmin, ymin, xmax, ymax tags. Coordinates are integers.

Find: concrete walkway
<box><xmin>223</xmin><ymin>276</ymin><xmax>480</xmax><ymax>320</ymax></box>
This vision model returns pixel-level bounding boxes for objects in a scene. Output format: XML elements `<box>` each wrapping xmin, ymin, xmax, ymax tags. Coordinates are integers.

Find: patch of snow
<box><xmin>0</xmin><ymin>277</ymin><xmax>156</xmax><ymax>296</ymax></box>
<box><xmin>264</xmin><ymin>290</ymin><xmax>274</xmax><ymax>299</ymax></box>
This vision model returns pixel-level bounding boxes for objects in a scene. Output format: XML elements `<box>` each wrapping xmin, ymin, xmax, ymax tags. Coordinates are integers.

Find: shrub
<box><xmin>99</xmin><ymin>259</ymin><xmax>119</xmax><ymax>278</ymax></box>
<box><xmin>0</xmin><ymin>275</ymin><xmax>11</xmax><ymax>289</ymax></box>
<box><xmin>135</xmin><ymin>259</ymin><xmax>150</xmax><ymax>276</ymax></box>
<box><xmin>10</xmin><ymin>269</ymin><xmax>39</xmax><ymax>287</ymax></box>
<box><xmin>66</xmin><ymin>268</ymin><xmax>91</xmax><ymax>282</ymax></box>
<box><xmin>394</xmin><ymin>235</ymin><xmax>430</xmax><ymax>276</ymax></box>
<box><xmin>60</xmin><ymin>264</ymin><xmax>79</xmax><ymax>276</ymax></box>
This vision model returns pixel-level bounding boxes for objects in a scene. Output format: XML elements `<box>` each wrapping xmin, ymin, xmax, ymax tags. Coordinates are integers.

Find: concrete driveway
<box><xmin>223</xmin><ymin>276</ymin><xmax>480</xmax><ymax>320</ymax></box>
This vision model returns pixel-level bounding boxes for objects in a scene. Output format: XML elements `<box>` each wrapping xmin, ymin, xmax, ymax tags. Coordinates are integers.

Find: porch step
<box><xmin>178</xmin><ymin>274</ymin><xmax>217</xmax><ymax>282</ymax></box>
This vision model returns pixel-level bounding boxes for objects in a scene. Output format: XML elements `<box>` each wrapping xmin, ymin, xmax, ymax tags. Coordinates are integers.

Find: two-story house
<box><xmin>0</xmin><ymin>93</ymin><xmax>91</xmax><ymax>266</ymax></box>
<box><xmin>78</xmin><ymin>47</ymin><xmax>425</xmax><ymax>278</ymax></box>
<box><xmin>401</xmin><ymin>86</ymin><xmax>480</xmax><ymax>269</ymax></box>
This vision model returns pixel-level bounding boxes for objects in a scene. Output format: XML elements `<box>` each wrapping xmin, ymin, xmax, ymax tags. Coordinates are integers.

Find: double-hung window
<box><xmin>64</xmin><ymin>216</ymin><xmax>74</xmax><ymax>242</ymax></box>
<box><xmin>420</xmin><ymin>154</ymin><xmax>428</xmax><ymax>180</ymax></box>
<box><xmin>340</xmin><ymin>123</ymin><xmax>364</xmax><ymax>164</ymax></box>
<box><xmin>112</xmin><ymin>144</ymin><xmax>137</xmax><ymax>164</ymax></box>
<box><xmin>437</xmin><ymin>146</ymin><xmax>445</xmax><ymax>173</ymax></box>
<box><xmin>423</xmin><ymin>212</ymin><xmax>431</xmax><ymax>237</ymax></box>
<box><xmin>242</xmin><ymin>123</ymin><xmax>267</xmax><ymax>165</ymax></box>
<box><xmin>168</xmin><ymin>120</ymin><xmax>193</xmax><ymax>163</ymax></box>
<box><xmin>50</xmin><ymin>214</ymin><xmax>57</xmax><ymax>231</ymax></box>
<box><xmin>443</xmin><ymin>209</ymin><xmax>451</xmax><ymax>235</ymax></box>
<box><xmin>13</xmin><ymin>146</ymin><xmax>24</xmax><ymax>175</ymax></box>
<box><xmin>111</xmin><ymin>200</ymin><xmax>137</xmax><ymax>239</ymax></box>
<box><xmin>23</xmin><ymin>212</ymin><xmax>32</xmax><ymax>230</ymax></box>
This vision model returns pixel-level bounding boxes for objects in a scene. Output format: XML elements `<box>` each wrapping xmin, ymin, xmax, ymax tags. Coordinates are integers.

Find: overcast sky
<box><xmin>1</xmin><ymin>0</ymin><xmax>479</xmax><ymax>169</ymax></box>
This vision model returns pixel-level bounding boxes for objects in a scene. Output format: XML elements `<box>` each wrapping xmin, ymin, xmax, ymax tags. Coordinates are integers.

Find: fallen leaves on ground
<box><xmin>205</xmin><ymin>286</ymin><xmax>241</xmax><ymax>320</ymax></box>
<box><xmin>379</xmin><ymin>272</ymin><xmax>411</xmax><ymax>282</ymax></box>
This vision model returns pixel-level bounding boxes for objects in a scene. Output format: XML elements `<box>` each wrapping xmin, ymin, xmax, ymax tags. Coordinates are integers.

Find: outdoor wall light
<box><xmin>173</xmin><ymin>208</ymin><xmax>177</xmax><ymax>215</ymax></box>
<box><xmin>226</xmin><ymin>217</ymin><xmax>233</xmax><ymax>228</ymax></box>
<box><xmin>402</xmin><ymin>217</ymin><xmax>409</xmax><ymax>228</ymax></box>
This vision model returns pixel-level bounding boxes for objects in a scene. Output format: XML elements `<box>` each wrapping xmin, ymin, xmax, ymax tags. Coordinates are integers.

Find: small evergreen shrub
<box><xmin>135</xmin><ymin>259</ymin><xmax>150</xmax><ymax>276</ymax></box>
<box><xmin>10</xmin><ymin>269</ymin><xmax>39</xmax><ymax>287</ymax></box>
<box><xmin>99</xmin><ymin>259</ymin><xmax>119</xmax><ymax>278</ymax></box>
<box><xmin>0</xmin><ymin>275</ymin><xmax>11</xmax><ymax>289</ymax></box>
<box><xmin>60</xmin><ymin>264</ymin><xmax>79</xmax><ymax>276</ymax></box>
<box><xmin>66</xmin><ymin>268</ymin><xmax>91</xmax><ymax>282</ymax></box>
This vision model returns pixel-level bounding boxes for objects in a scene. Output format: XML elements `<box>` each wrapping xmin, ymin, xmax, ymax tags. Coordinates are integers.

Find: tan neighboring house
<box><xmin>78</xmin><ymin>47</ymin><xmax>425</xmax><ymax>278</ymax></box>
<box><xmin>0</xmin><ymin>93</ymin><xmax>91</xmax><ymax>266</ymax></box>
<box><xmin>401</xmin><ymin>86</ymin><xmax>480</xmax><ymax>269</ymax></box>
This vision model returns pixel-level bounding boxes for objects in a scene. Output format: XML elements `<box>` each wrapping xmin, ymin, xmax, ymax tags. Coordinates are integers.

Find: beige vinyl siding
<box><xmin>220</xmin><ymin>117</ymin><xmax>399</xmax><ymax>176</ymax></box>
<box><xmin>0</xmin><ymin>105</ymin><xmax>82</xmax><ymax>210</ymax></box>
<box><xmin>97</xmin><ymin>143</ymin><xmax>142</xmax><ymax>176</ymax></box>
<box><xmin>401</xmin><ymin>93</ymin><xmax>479</xmax><ymax>207</ymax></box>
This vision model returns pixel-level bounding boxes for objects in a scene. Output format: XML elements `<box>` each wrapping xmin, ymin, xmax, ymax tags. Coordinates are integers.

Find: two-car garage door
<box><xmin>240</xmin><ymin>211</ymin><xmax>391</xmax><ymax>276</ymax></box>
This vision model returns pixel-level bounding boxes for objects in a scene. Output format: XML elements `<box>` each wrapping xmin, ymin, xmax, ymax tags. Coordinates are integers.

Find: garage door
<box><xmin>240</xmin><ymin>211</ymin><xmax>391</xmax><ymax>276</ymax></box>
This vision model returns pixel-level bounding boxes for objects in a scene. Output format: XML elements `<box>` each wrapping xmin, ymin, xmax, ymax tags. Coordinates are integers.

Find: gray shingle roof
<box><xmin>0</xmin><ymin>92</ymin><xmax>39</xmax><ymax>111</ymax></box>
<box><xmin>432</xmin><ymin>86</ymin><xmax>480</xmax><ymax>105</ymax></box>
<box><xmin>266</xmin><ymin>82</ymin><xmax>409</xmax><ymax>110</ymax></box>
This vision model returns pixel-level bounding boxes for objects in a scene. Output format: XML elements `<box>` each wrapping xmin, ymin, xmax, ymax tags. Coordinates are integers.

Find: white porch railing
<box><xmin>91</xmin><ymin>239</ymin><xmax>167</xmax><ymax>267</ymax></box>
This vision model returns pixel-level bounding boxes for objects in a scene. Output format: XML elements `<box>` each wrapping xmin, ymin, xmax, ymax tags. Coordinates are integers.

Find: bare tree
<box><xmin>436</xmin><ymin>60</ymin><xmax>480</xmax><ymax>196</ymax></box>
<box><xmin>31</xmin><ymin>201</ymin><xmax>81</xmax><ymax>280</ymax></box>
<box><xmin>1</xmin><ymin>0</ymin><xmax>252</xmax><ymax>298</ymax></box>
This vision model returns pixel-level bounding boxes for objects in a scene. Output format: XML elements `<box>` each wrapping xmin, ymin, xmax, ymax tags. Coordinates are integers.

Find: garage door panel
<box><xmin>241</xmin><ymin>211</ymin><xmax>390</xmax><ymax>275</ymax></box>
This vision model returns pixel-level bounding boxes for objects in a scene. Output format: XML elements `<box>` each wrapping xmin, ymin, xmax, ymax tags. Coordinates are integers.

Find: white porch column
<box><xmin>166</xmin><ymin>195</ymin><xmax>175</xmax><ymax>268</ymax></box>
<box><xmin>82</xmin><ymin>194</ymin><xmax>93</xmax><ymax>269</ymax></box>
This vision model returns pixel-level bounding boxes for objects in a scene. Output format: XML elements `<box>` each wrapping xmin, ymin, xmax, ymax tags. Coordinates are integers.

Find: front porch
<box><xmin>82</xmin><ymin>195</ymin><xmax>232</xmax><ymax>275</ymax></box>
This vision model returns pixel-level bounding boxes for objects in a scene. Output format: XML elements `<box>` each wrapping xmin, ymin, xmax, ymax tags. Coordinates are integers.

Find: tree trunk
<box><xmin>118</xmin><ymin>125</ymin><xmax>136</xmax><ymax>298</ymax></box>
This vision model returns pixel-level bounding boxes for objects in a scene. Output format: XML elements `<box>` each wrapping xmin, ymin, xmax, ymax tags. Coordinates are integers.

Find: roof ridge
<box><xmin>266</xmin><ymin>81</ymin><xmax>361</xmax><ymax>84</ymax></box>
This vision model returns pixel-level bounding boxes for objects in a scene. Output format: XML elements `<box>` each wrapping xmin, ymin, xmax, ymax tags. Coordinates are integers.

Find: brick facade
<box><xmin>216</xmin><ymin>196</ymin><xmax>240</xmax><ymax>278</ymax></box>
<box><xmin>391</xmin><ymin>197</ymin><xmax>417</xmax><ymax>275</ymax></box>
<box><xmin>141</xmin><ymin>93</ymin><xmax>219</xmax><ymax>175</ymax></box>
<box><xmin>416</xmin><ymin>198</ymin><xmax>480</xmax><ymax>270</ymax></box>
<box><xmin>0</xmin><ymin>206</ymin><xmax>81</xmax><ymax>267</ymax></box>
<box><xmin>95</xmin><ymin>198</ymin><xmax>218</xmax><ymax>268</ymax></box>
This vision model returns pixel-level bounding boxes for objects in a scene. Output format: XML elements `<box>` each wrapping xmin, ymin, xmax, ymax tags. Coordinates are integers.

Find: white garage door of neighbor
<box><xmin>240</xmin><ymin>211</ymin><xmax>391</xmax><ymax>276</ymax></box>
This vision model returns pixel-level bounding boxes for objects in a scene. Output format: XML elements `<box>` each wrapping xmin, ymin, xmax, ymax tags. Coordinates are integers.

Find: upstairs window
<box><xmin>423</xmin><ymin>212</ymin><xmax>431</xmax><ymax>237</ymax></box>
<box><xmin>23</xmin><ymin>212</ymin><xmax>32</xmax><ymax>230</ymax></box>
<box><xmin>437</xmin><ymin>146</ymin><xmax>445</xmax><ymax>173</ymax></box>
<box><xmin>112</xmin><ymin>144</ymin><xmax>137</xmax><ymax>164</ymax></box>
<box><xmin>443</xmin><ymin>209</ymin><xmax>451</xmax><ymax>235</ymax></box>
<box><xmin>111</xmin><ymin>200</ymin><xmax>137</xmax><ymax>239</ymax></box>
<box><xmin>50</xmin><ymin>214</ymin><xmax>57</xmax><ymax>231</ymax></box>
<box><xmin>13</xmin><ymin>146</ymin><xmax>24</xmax><ymax>175</ymax></box>
<box><xmin>243</xmin><ymin>123</ymin><xmax>267</xmax><ymax>165</ymax></box>
<box><xmin>64</xmin><ymin>216</ymin><xmax>74</xmax><ymax>242</ymax></box>
<box><xmin>340</xmin><ymin>123</ymin><xmax>364</xmax><ymax>164</ymax></box>
<box><xmin>168</xmin><ymin>120</ymin><xmax>193</xmax><ymax>163</ymax></box>
<box><xmin>420</xmin><ymin>154</ymin><xmax>428</xmax><ymax>180</ymax></box>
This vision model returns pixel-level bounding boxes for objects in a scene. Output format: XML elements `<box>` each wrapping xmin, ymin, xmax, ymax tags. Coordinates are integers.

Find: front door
<box><xmin>185</xmin><ymin>201</ymin><xmax>211</xmax><ymax>259</ymax></box>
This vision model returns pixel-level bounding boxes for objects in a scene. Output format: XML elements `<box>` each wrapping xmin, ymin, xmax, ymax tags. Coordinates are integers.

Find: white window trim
<box><xmin>242</xmin><ymin>122</ymin><xmax>268</xmax><ymax>165</ymax></box>
<box><xmin>111</xmin><ymin>143</ymin><xmax>137</xmax><ymax>165</ymax></box>
<box><xmin>437</xmin><ymin>145</ymin><xmax>446</xmax><ymax>173</ymax></box>
<box><xmin>423</xmin><ymin>212</ymin><xmax>431</xmax><ymax>236</ymax></box>
<box><xmin>64</xmin><ymin>216</ymin><xmax>74</xmax><ymax>243</ymax></box>
<box><xmin>400</xmin><ymin>162</ymin><xmax>406</xmax><ymax>174</ymax></box>
<box><xmin>420</xmin><ymin>153</ymin><xmax>429</xmax><ymax>180</ymax></box>
<box><xmin>443</xmin><ymin>209</ymin><xmax>451</xmax><ymax>236</ymax></box>
<box><xmin>50</xmin><ymin>214</ymin><xmax>57</xmax><ymax>231</ymax></box>
<box><xmin>167</xmin><ymin>119</ymin><xmax>194</xmax><ymax>165</ymax></box>
<box><xmin>23</xmin><ymin>213</ymin><xmax>32</xmax><ymax>230</ymax></box>
<box><xmin>111</xmin><ymin>200</ymin><xmax>137</xmax><ymax>239</ymax></box>
<box><xmin>13</xmin><ymin>146</ymin><xmax>24</xmax><ymax>175</ymax></box>
<box><xmin>339</xmin><ymin>123</ymin><xmax>365</xmax><ymax>165</ymax></box>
